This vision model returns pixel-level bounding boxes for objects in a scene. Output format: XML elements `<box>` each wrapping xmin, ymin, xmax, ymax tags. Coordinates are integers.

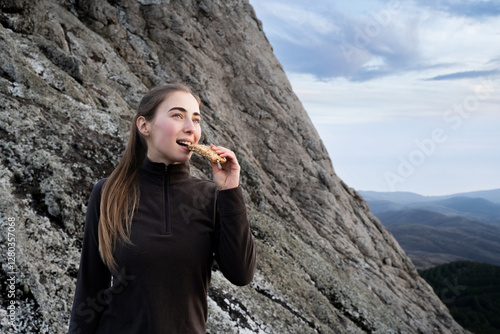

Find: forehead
<box><xmin>160</xmin><ymin>91</ymin><xmax>200</xmax><ymax>113</ymax></box>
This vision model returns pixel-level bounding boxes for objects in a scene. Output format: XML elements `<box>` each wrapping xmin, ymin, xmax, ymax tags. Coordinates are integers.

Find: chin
<box><xmin>176</xmin><ymin>153</ymin><xmax>192</xmax><ymax>163</ymax></box>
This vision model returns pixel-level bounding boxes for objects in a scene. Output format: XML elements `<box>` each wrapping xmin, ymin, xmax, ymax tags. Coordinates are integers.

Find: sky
<box><xmin>249</xmin><ymin>0</ymin><xmax>500</xmax><ymax>196</ymax></box>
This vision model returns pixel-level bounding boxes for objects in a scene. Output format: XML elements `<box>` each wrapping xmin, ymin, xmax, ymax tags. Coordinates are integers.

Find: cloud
<box><xmin>251</xmin><ymin>0</ymin><xmax>500</xmax><ymax>83</ymax></box>
<box><xmin>426</xmin><ymin>69</ymin><xmax>500</xmax><ymax>81</ymax></box>
<box><xmin>420</xmin><ymin>0</ymin><xmax>500</xmax><ymax>18</ymax></box>
<box><xmin>251</xmin><ymin>0</ymin><xmax>424</xmax><ymax>81</ymax></box>
<box><xmin>488</xmin><ymin>56</ymin><xmax>500</xmax><ymax>65</ymax></box>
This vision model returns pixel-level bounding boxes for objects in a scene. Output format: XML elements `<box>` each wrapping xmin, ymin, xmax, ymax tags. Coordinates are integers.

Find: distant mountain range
<box><xmin>359</xmin><ymin>188</ymin><xmax>500</xmax><ymax>205</ymax></box>
<box><xmin>359</xmin><ymin>189</ymin><xmax>500</xmax><ymax>269</ymax></box>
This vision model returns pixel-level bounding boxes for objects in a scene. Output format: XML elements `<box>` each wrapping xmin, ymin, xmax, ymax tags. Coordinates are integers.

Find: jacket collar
<box><xmin>141</xmin><ymin>157</ymin><xmax>191</xmax><ymax>183</ymax></box>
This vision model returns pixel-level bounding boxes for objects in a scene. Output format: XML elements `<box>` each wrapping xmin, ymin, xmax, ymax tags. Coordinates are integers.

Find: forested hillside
<box><xmin>420</xmin><ymin>261</ymin><xmax>500</xmax><ymax>334</ymax></box>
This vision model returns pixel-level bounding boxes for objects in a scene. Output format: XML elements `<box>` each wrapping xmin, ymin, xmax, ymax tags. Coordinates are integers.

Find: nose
<box><xmin>183</xmin><ymin>118</ymin><xmax>196</xmax><ymax>133</ymax></box>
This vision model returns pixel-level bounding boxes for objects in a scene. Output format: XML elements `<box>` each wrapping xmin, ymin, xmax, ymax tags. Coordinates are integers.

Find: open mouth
<box><xmin>176</xmin><ymin>140</ymin><xmax>192</xmax><ymax>147</ymax></box>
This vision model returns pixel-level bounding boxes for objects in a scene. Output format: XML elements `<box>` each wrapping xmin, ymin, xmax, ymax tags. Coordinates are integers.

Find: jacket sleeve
<box><xmin>213</xmin><ymin>186</ymin><xmax>256</xmax><ymax>286</ymax></box>
<box><xmin>68</xmin><ymin>179</ymin><xmax>111</xmax><ymax>334</ymax></box>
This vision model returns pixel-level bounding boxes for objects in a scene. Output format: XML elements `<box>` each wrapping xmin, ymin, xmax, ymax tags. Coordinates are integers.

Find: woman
<box><xmin>68</xmin><ymin>83</ymin><xmax>256</xmax><ymax>333</ymax></box>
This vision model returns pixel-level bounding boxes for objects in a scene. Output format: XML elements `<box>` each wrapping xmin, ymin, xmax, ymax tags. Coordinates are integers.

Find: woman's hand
<box><xmin>210</xmin><ymin>144</ymin><xmax>240</xmax><ymax>190</ymax></box>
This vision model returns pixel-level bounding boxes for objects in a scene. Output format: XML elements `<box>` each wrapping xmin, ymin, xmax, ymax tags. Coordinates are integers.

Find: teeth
<box><xmin>178</xmin><ymin>141</ymin><xmax>192</xmax><ymax>146</ymax></box>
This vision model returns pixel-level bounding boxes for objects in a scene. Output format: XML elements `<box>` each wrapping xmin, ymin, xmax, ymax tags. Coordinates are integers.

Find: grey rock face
<box><xmin>0</xmin><ymin>0</ymin><xmax>469</xmax><ymax>333</ymax></box>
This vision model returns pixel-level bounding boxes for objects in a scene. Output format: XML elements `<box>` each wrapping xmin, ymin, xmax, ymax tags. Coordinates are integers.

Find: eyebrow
<box><xmin>168</xmin><ymin>107</ymin><xmax>201</xmax><ymax>117</ymax></box>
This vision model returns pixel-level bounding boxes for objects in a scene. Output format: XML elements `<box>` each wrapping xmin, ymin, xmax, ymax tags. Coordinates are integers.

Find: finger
<box><xmin>210</xmin><ymin>145</ymin><xmax>236</xmax><ymax>160</ymax></box>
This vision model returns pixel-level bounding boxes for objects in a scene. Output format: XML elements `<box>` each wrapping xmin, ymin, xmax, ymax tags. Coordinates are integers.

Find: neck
<box><xmin>146</xmin><ymin>152</ymin><xmax>181</xmax><ymax>166</ymax></box>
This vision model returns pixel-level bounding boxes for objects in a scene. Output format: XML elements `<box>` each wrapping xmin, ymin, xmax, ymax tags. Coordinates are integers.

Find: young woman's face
<box><xmin>140</xmin><ymin>90</ymin><xmax>202</xmax><ymax>165</ymax></box>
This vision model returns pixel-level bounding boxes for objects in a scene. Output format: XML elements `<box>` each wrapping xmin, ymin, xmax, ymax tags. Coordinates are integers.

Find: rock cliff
<box><xmin>0</xmin><ymin>0</ymin><xmax>469</xmax><ymax>333</ymax></box>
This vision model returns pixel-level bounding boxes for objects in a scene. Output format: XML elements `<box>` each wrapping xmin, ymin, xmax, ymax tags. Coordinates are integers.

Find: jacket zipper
<box><xmin>163</xmin><ymin>166</ymin><xmax>171</xmax><ymax>235</ymax></box>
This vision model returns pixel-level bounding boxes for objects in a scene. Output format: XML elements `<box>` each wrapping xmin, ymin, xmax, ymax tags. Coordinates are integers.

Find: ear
<box><xmin>136</xmin><ymin>116</ymin><xmax>150</xmax><ymax>137</ymax></box>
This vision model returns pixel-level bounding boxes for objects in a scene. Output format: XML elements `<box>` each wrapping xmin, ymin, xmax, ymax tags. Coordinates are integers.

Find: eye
<box><xmin>173</xmin><ymin>114</ymin><xmax>182</xmax><ymax>119</ymax></box>
<box><xmin>193</xmin><ymin>118</ymin><xmax>201</xmax><ymax>124</ymax></box>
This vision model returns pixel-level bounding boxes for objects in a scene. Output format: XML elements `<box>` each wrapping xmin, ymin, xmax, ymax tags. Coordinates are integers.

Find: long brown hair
<box><xmin>98</xmin><ymin>83</ymin><xmax>201</xmax><ymax>271</ymax></box>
